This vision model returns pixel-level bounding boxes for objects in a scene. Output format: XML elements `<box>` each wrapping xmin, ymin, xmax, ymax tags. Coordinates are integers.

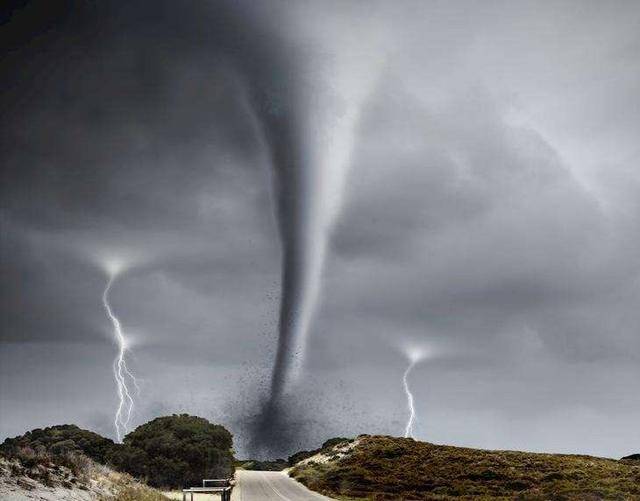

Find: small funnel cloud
<box><xmin>98</xmin><ymin>256</ymin><xmax>140</xmax><ymax>442</ymax></box>
<box><xmin>400</xmin><ymin>344</ymin><xmax>429</xmax><ymax>439</ymax></box>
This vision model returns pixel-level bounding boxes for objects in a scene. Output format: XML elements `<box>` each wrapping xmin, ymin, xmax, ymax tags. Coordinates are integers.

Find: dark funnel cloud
<box><xmin>213</xmin><ymin>2</ymin><xmax>386</xmax><ymax>457</ymax></box>
<box><xmin>209</xmin><ymin>2</ymin><xmax>318</xmax><ymax>456</ymax></box>
<box><xmin>218</xmin><ymin>2</ymin><xmax>310</xmax><ymax>401</ymax></box>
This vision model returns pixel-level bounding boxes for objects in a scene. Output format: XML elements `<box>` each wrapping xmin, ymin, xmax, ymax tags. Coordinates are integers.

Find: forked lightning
<box><xmin>102</xmin><ymin>273</ymin><xmax>139</xmax><ymax>442</ymax></box>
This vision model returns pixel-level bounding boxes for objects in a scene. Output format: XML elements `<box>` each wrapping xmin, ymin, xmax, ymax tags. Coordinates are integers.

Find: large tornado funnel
<box><xmin>217</xmin><ymin>2</ymin><xmax>387</xmax><ymax>440</ymax></box>
<box><xmin>245</xmin><ymin>22</ymin><xmax>384</xmax><ymax>405</ymax></box>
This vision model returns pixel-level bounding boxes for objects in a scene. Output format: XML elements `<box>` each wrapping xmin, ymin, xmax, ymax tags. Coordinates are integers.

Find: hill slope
<box><xmin>290</xmin><ymin>435</ymin><xmax>640</xmax><ymax>500</ymax></box>
<box><xmin>0</xmin><ymin>454</ymin><xmax>169</xmax><ymax>501</ymax></box>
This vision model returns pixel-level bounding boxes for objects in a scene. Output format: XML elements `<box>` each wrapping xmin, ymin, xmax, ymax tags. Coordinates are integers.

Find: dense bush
<box><xmin>0</xmin><ymin>424</ymin><xmax>115</xmax><ymax>464</ymax></box>
<box><xmin>108</xmin><ymin>414</ymin><xmax>234</xmax><ymax>488</ymax></box>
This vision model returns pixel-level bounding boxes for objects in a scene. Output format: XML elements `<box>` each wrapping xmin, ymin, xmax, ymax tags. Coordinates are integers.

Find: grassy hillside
<box><xmin>290</xmin><ymin>435</ymin><xmax>640</xmax><ymax>500</ymax></box>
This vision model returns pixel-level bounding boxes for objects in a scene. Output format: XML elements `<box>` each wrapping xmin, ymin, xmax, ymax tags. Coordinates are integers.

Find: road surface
<box><xmin>231</xmin><ymin>470</ymin><xmax>335</xmax><ymax>501</ymax></box>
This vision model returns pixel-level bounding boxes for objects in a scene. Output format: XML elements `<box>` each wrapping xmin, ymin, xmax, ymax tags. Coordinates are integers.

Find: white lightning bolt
<box><xmin>401</xmin><ymin>346</ymin><xmax>429</xmax><ymax>439</ymax></box>
<box><xmin>102</xmin><ymin>273</ymin><xmax>139</xmax><ymax>442</ymax></box>
<box><xmin>403</xmin><ymin>359</ymin><xmax>418</xmax><ymax>438</ymax></box>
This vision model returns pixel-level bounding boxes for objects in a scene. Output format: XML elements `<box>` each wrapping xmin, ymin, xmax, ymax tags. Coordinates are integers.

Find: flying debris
<box><xmin>100</xmin><ymin>258</ymin><xmax>139</xmax><ymax>442</ymax></box>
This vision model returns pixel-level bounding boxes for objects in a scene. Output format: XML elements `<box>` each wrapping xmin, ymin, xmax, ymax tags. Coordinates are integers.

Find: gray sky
<box><xmin>1</xmin><ymin>0</ymin><xmax>639</xmax><ymax>459</ymax></box>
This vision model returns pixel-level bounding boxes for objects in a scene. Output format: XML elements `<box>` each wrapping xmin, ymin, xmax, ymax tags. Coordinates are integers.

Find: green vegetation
<box><xmin>108</xmin><ymin>414</ymin><xmax>234</xmax><ymax>488</ymax></box>
<box><xmin>0</xmin><ymin>446</ymin><xmax>93</xmax><ymax>487</ymax></box>
<box><xmin>98</xmin><ymin>469</ymin><xmax>171</xmax><ymax>501</ymax></box>
<box><xmin>0</xmin><ymin>424</ymin><xmax>115</xmax><ymax>464</ymax></box>
<box><xmin>104</xmin><ymin>483</ymin><xmax>170</xmax><ymax>501</ymax></box>
<box><xmin>0</xmin><ymin>424</ymin><xmax>114</xmax><ymax>487</ymax></box>
<box><xmin>4</xmin><ymin>421</ymin><xmax>637</xmax><ymax>498</ymax></box>
<box><xmin>236</xmin><ymin>458</ymin><xmax>289</xmax><ymax>471</ymax></box>
<box><xmin>1</xmin><ymin>414</ymin><xmax>234</xmax><ymax>489</ymax></box>
<box><xmin>290</xmin><ymin>435</ymin><xmax>640</xmax><ymax>500</ymax></box>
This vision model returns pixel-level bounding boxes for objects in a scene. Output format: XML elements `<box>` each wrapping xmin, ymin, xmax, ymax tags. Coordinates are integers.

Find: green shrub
<box><xmin>1</xmin><ymin>425</ymin><xmax>115</xmax><ymax>464</ymax></box>
<box><xmin>106</xmin><ymin>444</ymin><xmax>150</xmax><ymax>478</ymax></box>
<box><xmin>109</xmin><ymin>414</ymin><xmax>234</xmax><ymax>488</ymax></box>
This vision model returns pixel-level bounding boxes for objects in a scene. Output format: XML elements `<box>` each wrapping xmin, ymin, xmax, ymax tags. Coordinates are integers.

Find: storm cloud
<box><xmin>1</xmin><ymin>0</ymin><xmax>639</xmax><ymax>458</ymax></box>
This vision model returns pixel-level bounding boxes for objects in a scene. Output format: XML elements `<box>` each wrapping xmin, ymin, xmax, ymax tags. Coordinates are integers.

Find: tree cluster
<box><xmin>107</xmin><ymin>414</ymin><xmax>234</xmax><ymax>488</ymax></box>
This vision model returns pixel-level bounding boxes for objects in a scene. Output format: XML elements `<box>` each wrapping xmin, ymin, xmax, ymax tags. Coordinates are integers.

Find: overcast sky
<box><xmin>1</xmin><ymin>0</ymin><xmax>639</xmax><ymax>459</ymax></box>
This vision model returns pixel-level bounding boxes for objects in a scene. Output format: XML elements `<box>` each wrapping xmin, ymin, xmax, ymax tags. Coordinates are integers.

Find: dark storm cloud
<box><xmin>1</xmin><ymin>1</ymin><xmax>266</xmax><ymax>231</ymax></box>
<box><xmin>1</xmin><ymin>0</ymin><xmax>279</xmax><ymax>344</ymax></box>
<box><xmin>1</xmin><ymin>0</ymin><xmax>285</xmax><ymax>447</ymax></box>
<box><xmin>2</xmin><ymin>0</ymin><xmax>639</xmax><ymax>458</ymax></box>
